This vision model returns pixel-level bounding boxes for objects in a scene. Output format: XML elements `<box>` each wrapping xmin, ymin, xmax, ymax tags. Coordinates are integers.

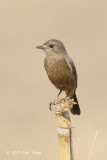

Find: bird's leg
<box><xmin>57</xmin><ymin>90</ymin><xmax>62</xmax><ymax>97</ymax></box>
<box><xmin>65</xmin><ymin>89</ymin><xmax>71</xmax><ymax>99</ymax></box>
<box><xmin>49</xmin><ymin>91</ymin><xmax>62</xmax><ymax>110</ymax></box>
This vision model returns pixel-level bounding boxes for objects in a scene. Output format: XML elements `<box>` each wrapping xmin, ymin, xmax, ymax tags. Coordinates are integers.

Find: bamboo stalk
<box><xmin>51</xmin><ymin>97</ymin><xmax>74</xmax><ymax>160</ymax></box>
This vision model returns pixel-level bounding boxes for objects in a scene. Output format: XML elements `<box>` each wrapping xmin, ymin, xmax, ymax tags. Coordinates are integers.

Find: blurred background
<box><xmin>0</xmin><ymin>0</ymin><xmax>107</xmax><ymax>159</ymax></box>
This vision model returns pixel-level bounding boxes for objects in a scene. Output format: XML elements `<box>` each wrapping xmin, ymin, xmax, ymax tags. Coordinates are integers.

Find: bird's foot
<box><xmin>49</xmin><ymin>102</ymin><xmax>52</xmax><ymax>111</ymax></box>
<box><xmin>49</xmin><ymin>96</ymin><xmax>76</xmax><ymax>114</ymax></box>
<box><xmin>49</xmin><ymin>101</ymin><xmax>56</xmax><ymax>111</ymax></box>
<box><xmin>50</xmin><ymin>96</ymin><xmax>75</xmax><ymax>115</ymax></box>
<box><xmin>49</xmin><ymin>97</ymin><xmax>62</xmax><ymax>111</ymax></box>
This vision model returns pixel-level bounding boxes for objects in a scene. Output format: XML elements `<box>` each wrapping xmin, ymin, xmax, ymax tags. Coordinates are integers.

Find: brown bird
<box><xmin>36</xmin><ymin>39</ymin><xmax>81</xmax><ymax>115</ymax></box>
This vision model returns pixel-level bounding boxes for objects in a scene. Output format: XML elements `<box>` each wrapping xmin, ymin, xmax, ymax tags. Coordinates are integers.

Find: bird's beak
<box><xmin>36</xmin><ymin>45</ymin><xmax>44</xmax><ymax>50</ymax></box>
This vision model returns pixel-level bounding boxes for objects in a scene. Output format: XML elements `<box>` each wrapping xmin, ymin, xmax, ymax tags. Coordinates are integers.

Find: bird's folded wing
<box><xmin>65</xmin><ymin>57</ymin><xmax>78</xmax><ymax>88</ymax></box>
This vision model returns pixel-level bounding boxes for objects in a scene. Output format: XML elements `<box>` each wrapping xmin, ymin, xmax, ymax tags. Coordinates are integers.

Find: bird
<box><xmin>36</xmin><ymin>39</ymin><xmax>81</xmax><ymax>115</ymax></box>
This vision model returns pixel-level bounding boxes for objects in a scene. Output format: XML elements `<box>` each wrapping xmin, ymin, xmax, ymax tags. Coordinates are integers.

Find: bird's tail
<box><xmin>70</xmin><ymin>93</ymin><xmax>81</xmax><ymax>115</ymax></box>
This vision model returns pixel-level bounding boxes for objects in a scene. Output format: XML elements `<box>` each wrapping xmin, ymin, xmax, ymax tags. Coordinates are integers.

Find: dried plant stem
<box><xmin>51</xmin><ymin>97</ymin><xmax>74</xmax><ymax>160</ymax></box>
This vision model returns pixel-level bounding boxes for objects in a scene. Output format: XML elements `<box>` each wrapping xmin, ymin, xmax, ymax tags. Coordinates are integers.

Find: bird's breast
<box><xmin>44</xmin><ymin>56</ymin><xmax>76</xmax><ymax>91</ymax></box>
<box><xmin>44</xmin><ymin>57</ymin><xmax>64</xmax><ymax>75</ymax></box>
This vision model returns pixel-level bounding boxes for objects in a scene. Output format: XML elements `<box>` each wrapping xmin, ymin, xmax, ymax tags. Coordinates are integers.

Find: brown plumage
<box><xmin>36</xmin><ymin>39</ymin><xmax>81</xmax><ymax>115</ymax></box>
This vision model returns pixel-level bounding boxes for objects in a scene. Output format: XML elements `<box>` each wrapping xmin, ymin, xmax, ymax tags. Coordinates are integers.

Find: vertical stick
<box><xmin>52</xmin><ymin>97</ymin><xmax>74</xmax><ymax>160</ymax></box>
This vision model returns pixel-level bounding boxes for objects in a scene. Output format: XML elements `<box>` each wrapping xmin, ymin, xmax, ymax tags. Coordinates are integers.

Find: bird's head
<box><xmin>36</xmin><ymin>39</ymin><xmax>67</xmax><ymax>56</ymax></box>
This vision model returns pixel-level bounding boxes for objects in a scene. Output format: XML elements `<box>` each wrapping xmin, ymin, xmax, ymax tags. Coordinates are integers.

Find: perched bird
<box><xmin>36</xmin><ymin>39</ymin><xmax>81</xmax><ymax>115</ymax></box>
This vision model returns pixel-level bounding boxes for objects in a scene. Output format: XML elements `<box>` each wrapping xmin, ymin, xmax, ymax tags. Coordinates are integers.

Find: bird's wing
<box><xmin>65</xmin><ymin>57</ymin><xmax>78</xmax><ymax>88</ymax></box>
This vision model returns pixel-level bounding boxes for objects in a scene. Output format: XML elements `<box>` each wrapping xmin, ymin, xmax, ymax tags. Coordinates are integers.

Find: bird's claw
<box><xmin>49</xmin><ymin>102</ymin><xmax>52</xmax><ymax>111</ymax></box>
<box><xmin>49</xmin><ymin>100</ymin><xmax>56</xmax><ymax>111</ymax></box>
<box><xmin>49</xmin><ymin>98</ymin><xmax>61</xmax><ymax>111</ymax></box>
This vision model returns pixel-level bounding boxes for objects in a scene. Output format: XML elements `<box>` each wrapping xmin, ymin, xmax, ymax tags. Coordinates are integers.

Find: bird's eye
<box><xmin>49</xmin><ymin>44</ymin><xmax>54</xmax><ymax>48</ymax></box>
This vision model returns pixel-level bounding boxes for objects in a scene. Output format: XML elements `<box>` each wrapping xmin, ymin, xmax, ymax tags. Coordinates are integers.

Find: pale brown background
<box><xmin>0</xmin><ymin>0</ymin><xmax>107</xmax><ymax>159</ymax></box>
